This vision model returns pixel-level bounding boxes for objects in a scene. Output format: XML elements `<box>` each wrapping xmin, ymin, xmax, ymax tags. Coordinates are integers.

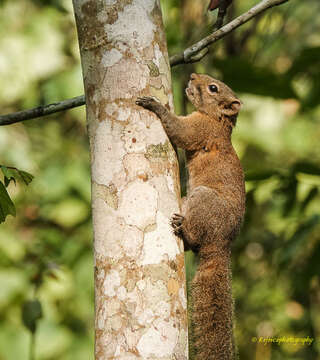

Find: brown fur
<box><xmin>136</xmin><ymin>73</ymin><xmax>245</xmax><ymax>360</ymax></box>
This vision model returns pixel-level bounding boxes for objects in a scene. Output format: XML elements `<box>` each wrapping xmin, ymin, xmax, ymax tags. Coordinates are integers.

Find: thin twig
<box><xmin>0</xmin><ymin>95</ymin><xmax>85</xmax><ymax>126</ymax></box>
<box><xmin>170</xmin><ymin>0</ymin><xmax>288</xmax><ymax>66</ymax></box>
<box><xmin>0</xmin><ymin>0</ymin><xmax>288</xmax><ymax>126</ymax></box>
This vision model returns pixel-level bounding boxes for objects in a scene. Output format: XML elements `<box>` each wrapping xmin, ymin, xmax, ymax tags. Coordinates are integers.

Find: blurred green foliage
<box><xmin>0</xmin><ymin>165</ymin><xmax>34</xmax><ymax>223</ymax></box>
<box><xmin>0</xmin><ymin>0</ymin><xmax>320</xmax><ymax>359</ymax></box>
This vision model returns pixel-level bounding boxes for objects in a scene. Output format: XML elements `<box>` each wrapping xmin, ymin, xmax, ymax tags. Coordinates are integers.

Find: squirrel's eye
<box><xmin>208</xmin><ymin>84</ymin><xmax>218</xmax><ymax>93</ymax></box>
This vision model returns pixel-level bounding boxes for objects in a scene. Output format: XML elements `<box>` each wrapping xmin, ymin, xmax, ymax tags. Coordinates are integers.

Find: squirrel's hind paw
<box><xmin>171</xmin><ymin>213</ymin><xmax>184</xmax><ymax>237</ymax></box>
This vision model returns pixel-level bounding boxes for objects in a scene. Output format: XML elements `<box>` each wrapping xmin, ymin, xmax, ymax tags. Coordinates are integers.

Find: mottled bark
<box><xmin>72</xmin><ymin>1</ymin><xmax>188</xmax><ymax>359</ymax></box>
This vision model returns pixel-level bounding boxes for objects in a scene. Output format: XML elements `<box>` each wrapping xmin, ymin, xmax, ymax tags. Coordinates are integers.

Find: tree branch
<box><xmin>0</xmin><ymin>0</ymin><xmax>288</xmax><ymax>126</ymax></box>
<box><xmin>170</xmin><ymin>0</ymin><xmax>288</xmax><ymax>66</ymax></box>
<box><xmin>0</xmin><ymin>95</ymin><xmax>85</xmax><ymax>126</ymax></box>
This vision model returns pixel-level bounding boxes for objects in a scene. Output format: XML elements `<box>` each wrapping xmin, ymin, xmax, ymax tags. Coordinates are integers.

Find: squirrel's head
<box><xmin>186</xmin><ymin>73</ymin><xmax>242</xmax><ymax>126</ymax></box>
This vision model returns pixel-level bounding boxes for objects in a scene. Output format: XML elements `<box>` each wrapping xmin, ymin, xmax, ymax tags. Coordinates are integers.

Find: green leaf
<box><xmin>22</xmin><ymin>299</ymin><xmax>43</xmax><ymax>333</ymax></box>
<box><xmin>0</xmin><ymin>165</ymin><xmax>34</xmax><ymax>186</ymax></box>
<box><xmin>18</xmin><ymin>170</ymin><xmax>34</xmax><ymax>185</ymax></box>
<box><xmin>0</xmin><ymin>166</ymin><xmax>34</xmax><ymax>223</ymax></box>
<box><xmin>0</xmin><ymin>180</ymin><xmax>16</xmax><ymax>223</ymax></box>
<box><xmin>0</xmin><ymin>166</ymin><xmax>16</xmax><ymax>187</ymax></box>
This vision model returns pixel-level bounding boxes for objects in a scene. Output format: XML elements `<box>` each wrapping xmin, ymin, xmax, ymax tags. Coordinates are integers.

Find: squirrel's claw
<box><xmin>136</xmin><ymin>96</ymin><xmax>158</xmax><ymax>109</ymax></box>
<box><xmin>172</xmin><ymin>213</ymin><xmax>184</xmax><ymax>223</ymax></box>
<box><xmin>171</xmin><ymin>213</ymin><xmax>184</xmax><ymax>237</ymax></box>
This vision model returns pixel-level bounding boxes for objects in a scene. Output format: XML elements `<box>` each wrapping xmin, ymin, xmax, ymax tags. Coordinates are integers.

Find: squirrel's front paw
<box><xmin>171</xmin><ymin>213</ymin><xmax>185</xmax><ymax>237</ymax></box>
<box><xmin>136</xmin><ymin>96</ymin><xmax>159</xmax><ymax>111</ymax></box>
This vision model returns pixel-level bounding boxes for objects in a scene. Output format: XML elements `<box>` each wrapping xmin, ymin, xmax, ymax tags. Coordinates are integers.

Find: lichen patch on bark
<box><xmin>179</xmin><ymin>287</ymin><xmax>187</xmax><ymax>310</ymax></box>
<box><xmin>101</xmin><ymin>48</ymin><xmax>122</xmax><ymax>67</ymax></box>
<box><xmin>140</xmin><ymin>211</ymin><xmax>180</xmax><ymax>265</ymax></box>
<box><xmin>145</xmin><ymin>118</ymin><xmax>168</xmax><ymax>145</ymax></box>
<box><xmin>93</xmin><ymin>182</ymin><xmax>118</xmax><ymax>209</ymax></box>
<box><xmin>122</xmin><ymin>117</ymin><xmax>147</xmax><ymax>153</ymax></box>
<box><xmin>100</xmin><ymin>220</ymin><xmax>143</xmax><ymax>261</ymax></box>
<box><xmin>104</xmin><ymin>1</ymin><xmax>156</xmax><ymax>50</ymax></box>
<box><xmin>91</xmin><ymin>120</ymin><xmax>126</xmax><ymax>186</ymax></box>
<box><xmin>150</xmin><ymin>86</ymin><xmax>168</xmax><ymax>106</ymax></box>
<box><xmin>119</xmin><ymin>180</ymin><xmax>158</xmax><ymax>229</ymax></box>
<box><xmin>105</xmin><ymin>0</ymin><xmax>117</xmax><ymax>6</ymax></box>
<box><xmin>103</xmin><ymin>269</ymin><xmax>121</xmax><ymax>297</ymax></box>
<box><xmin>137</xmin><ymin>319</ymin><xmax>179</xmax><ymax>358</ymax></box>
<box><xmin>102</xmin><ymin>59</ymin><xmax>149</xmax><ymax>102</ymax></box>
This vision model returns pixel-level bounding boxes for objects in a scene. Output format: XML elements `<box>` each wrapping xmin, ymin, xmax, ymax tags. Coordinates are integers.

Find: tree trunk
<box><xmin>72</xmin><ymin>1</ymin><xmax>188</xmax><ymax>359</ymax></box>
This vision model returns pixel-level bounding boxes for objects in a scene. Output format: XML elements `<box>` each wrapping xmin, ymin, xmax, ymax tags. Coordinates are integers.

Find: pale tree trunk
<box><xmin>72</xmin><ymin>1</ymin><xmax>188</xmax><ymax>359</ymax></box>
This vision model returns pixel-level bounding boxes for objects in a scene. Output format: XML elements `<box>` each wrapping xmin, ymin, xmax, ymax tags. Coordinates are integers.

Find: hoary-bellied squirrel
<box><xmin>136</xmin><ymin>73</ymin><xmax>245</xmax><ymax>360</ymax></box>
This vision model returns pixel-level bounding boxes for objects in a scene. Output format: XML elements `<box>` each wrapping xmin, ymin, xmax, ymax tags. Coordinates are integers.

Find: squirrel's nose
<box><xmin>190</xmin><ymin>73</ymin><xmax>198</xmax><ymax>80</ymax></box>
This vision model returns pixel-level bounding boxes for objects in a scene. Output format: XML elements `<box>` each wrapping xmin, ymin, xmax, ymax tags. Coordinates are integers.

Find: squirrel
<box><xmin>136</xmin><ymin>73</ymin><xmax>245</xmax><ymax>360</ymax></box>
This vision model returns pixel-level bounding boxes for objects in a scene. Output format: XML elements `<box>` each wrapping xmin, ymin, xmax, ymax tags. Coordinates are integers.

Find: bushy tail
<box><xmin>191</xmin><ymin>252</ymin><xmax>234</xmax><ymax>360</ymax></box>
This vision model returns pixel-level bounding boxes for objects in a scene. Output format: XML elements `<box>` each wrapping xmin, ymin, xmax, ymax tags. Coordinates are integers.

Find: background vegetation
<box><xmin>0</xmin><ymin>0</ymin><xmax>319</xmax><ymax>359</ymax></box>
